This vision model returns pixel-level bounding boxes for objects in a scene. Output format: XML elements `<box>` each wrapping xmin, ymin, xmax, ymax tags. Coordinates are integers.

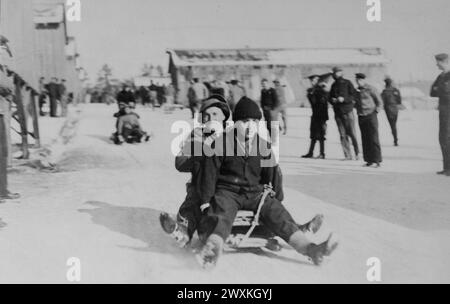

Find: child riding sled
<box><xmin>195</xmin><ymin>97</ymin><xmax>338</xmax><ymax>268</ymax></box>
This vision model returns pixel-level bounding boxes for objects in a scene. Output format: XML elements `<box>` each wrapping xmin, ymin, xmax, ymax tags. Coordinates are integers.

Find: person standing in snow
<box><xmin>228</xmin><ymin>79</ymin><xmax>246</xmax><ymax>113</ymax></box>
<box><xmin>302</xmin><ymin>74</ymin><xmax>329</xmax><ymax>159</ymax></box>
<box><xmin>381</xmin><ymin>77</ymin><xmax>402</xmax><ymax>146</ymax></box>
<box><xmin>431</xmin><ymin>53</ymin><xmax>450</xmax><ymax>176</ymax></box>
<box><xmin>329</xmin><ymin>67</ymin><xmax>360</xmax><ymax>160</ymax></box>
<box><xmin>354</xmin><ymin>73</ymin><xmax>382</xmax><ymax>168</ymax></box>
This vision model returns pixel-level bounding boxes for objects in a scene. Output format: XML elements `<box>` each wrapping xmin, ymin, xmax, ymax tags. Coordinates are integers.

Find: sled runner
<box><xmin>110</xmin><ymin>131</ymin><xmax>151</xmax><ymax>145</ymax></box>
<box><xmin>226</xmin><ymin>184</ymin><xmax>283</xmax><ymax>251</ymax></box>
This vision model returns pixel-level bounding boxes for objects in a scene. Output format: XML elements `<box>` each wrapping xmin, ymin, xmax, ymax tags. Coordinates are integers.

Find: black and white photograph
<box><xmin>0</xmin><ymin>0</ymin><xmax>449</xmax><ymax>286</ymax></box>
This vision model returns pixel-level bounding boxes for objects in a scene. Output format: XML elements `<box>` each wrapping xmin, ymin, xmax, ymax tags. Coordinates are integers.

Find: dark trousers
<box><xmin>439</xmin><ymin>104</ymin><xmax>450</xmax><ymax>171</ymax></box>
<box><xmin>335</xmin><ymin>112</ymin><xmax>359</xmax><ymax>158</ymax></box>
<box><xmin>263</xmin><ymin>108</ymin><xmax>279</xmax><ymax>138</ymax></box>
<box><xmin>0</xmin><ymin>115</ymin><xmax>8</xmax><ymax>196</ymax></box>
<box><xmin>49</xmin><ymin>96</ymin><xmax>58</xmax><ymax>117</ymax></box>
<box><xmin>385</xmin><ymin>110</ymin><xmax>398</xmax><ymax>144</ymax></box>
<box><xmin>279</xmin><ymin>105</ymin><xmax>287</xmax><ymax>132</ymax></box>
<box><xmin>205</xmin><ymin>187</ymin><xmax>299</xmax><ymax>243</ymax></box>
<box><xmin>358</xmin><ymin>112</ymin><xmax>382</xmax><ymax>164</ymax></box>
<box><xmin>177</xmin><ymin>183</ymin><xmax>203</xmax><ymax>239</ymax></box>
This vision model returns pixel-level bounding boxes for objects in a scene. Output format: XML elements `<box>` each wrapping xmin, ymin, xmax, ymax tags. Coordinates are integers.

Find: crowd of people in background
<box><xmin>301</xmin><ymin>66</ymin><xmax>403</xmax><ymax>168</ymax></box>
<box><xmin>38</xmin><ymin>77</ymin><xmax>72</xmax><ymax>118</ymax></box>
<box><xmin>114</xmin><ymin>81</ymin><xmax>176</xmax><ymax>112</ymax></box>
<box><xmin>184</xmin><ymin>67</ymin><xmax>405</xmax><ymax>169</ymax></box>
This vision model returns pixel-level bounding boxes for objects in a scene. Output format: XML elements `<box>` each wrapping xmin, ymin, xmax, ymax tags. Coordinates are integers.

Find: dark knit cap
<box><xmin>200</xmin><ymin>94</ymin><xmax>231</xmax><ymax>121</ymax></box>
<box><xmin>233</xmin><ymin>97</ymin><xmax>262</xmax><ymax>122</ymax></box>
<box><xmin>355</xmin><ymin>73</ymin><xmax>366</xmax><ymax>79</ymax></box>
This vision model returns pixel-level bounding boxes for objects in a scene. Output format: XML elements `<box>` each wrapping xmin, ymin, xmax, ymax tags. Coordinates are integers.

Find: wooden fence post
<box><xmin>14</xmin><ymin>76</ymin><xmax>29</xmax><ymax>159</ymax></box>
<box><xmin>29</xmin><ymin>91</ymin><xmax>40</xmax><ymax>148</ymax></box>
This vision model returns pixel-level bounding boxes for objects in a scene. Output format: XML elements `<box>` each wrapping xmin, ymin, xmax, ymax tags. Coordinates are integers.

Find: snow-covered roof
<box><xmin>168</xmin><ymin>48</ymin><xmax>389</xmax><ymax>67</ymax></box>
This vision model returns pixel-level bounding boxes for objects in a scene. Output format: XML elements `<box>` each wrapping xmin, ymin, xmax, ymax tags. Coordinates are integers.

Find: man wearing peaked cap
<box><xmin>330</xmin><ymin>66</ymin><xmax>360</xmax><ymax>160</ymax></box>
<box><xmin>355</xmin><ymin>73</ymin><xmax>383</xmax><ymax>168</ymax></box>
<box><xmin>332</xmin><ymin>66</ymin><xmax>343</xmax><ymax>73</ymax></box>
<box><xmin>431</xmin><ymin>53</ymin><xmax>450</xmax><ymax>176</ymax></box>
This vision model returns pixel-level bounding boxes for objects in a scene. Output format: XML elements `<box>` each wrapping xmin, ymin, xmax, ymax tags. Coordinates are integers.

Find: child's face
<box><xmin>203</xmin><ymin>106</ymin><xmax>226</xmax><ymax>124</ymax></box>
<box><xmin>203</xmin><ymin>106</ymin><xmax>226</xmax><ymax>134</ymax></box>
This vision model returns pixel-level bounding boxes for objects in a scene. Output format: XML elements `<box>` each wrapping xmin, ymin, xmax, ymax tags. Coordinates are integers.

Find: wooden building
<box><xmin>167</xmin><ymin>47</ymin><xmax>389</xmax><ymax>106</ymax></box>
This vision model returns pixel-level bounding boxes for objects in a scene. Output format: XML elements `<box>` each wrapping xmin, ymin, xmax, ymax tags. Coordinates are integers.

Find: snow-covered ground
<box><xmin>0</xmin><ymin>103</ymin><xmax>449</xmax><ymax>283</ymax></box>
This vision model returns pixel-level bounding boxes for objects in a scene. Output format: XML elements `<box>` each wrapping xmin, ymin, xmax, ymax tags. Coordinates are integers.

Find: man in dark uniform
<box><xmin>381</xmin><ymin>77</ymin><xmax>402</xmax><ymax>146</ymax></box>
<box><xmin>46</xmin><ymin>77</ymin><xmax>60</xmax><ymax>117</ymax></box>
<box><xmin>355</xmin><ymin>73</ymin><xmax>382</xmax><ymax>168</ymax></box>
<box><xmin>302</xmin><ymin>74</ymin><xmax>329</xmax><ymax>159</ymax></box>
<box><xmin>0</xmin><ymin>88</ymin><xmax>20</xmax><ymax>203</ymax></box>
<box><xmin>431</xmin><ymin>53</ymin><xmax>450</xmax><ymax>176</ymax></box>
<box><xmin>260</xmin><ymin>79</ymin><xmax>279</xmax><ymax>136</ymax></box>
<box><xmin>274</xmin><ymin>79</ymin><xmax>288</xmax><ymax>135</ymax></box>
<box><xmin>196</xmin><ymin>97</ymin><xmax>338</xmax><ymax>268</ymax></box>
<box><xmin>329</xmin><ymin>67</ymin><xmax>360</xmax><ymax>160</ymax></box>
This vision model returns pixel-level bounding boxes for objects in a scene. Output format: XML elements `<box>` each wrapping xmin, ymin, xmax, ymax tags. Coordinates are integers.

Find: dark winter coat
<box><xmin>260</xmin><ymin>88</ymin><xmax>279</xmax><ymax>110</ymax></box>
<box><xmin>329</xmin><ymin>77</ymin><xmax>357</xmax><ymax>116</ymax></box>
<box><xmin>198</xmin><ymin>130</ymin><xmax>284</xmax><ymax>206</ymax></box>
<box><xmin>431</xmin><ymin>71</ymin><xmax>450</xmax><ymax>106</ymax></box>
<box><xmin>46</xmin><ymin>82</ymin><xmax>60</xmax><ymax>99</ymax></box>
<box><xmin>381</xmin><ymin>86</ymin><xmax>402</xmax><ymax>114</ymax></box>
<box><xmin>355</xmin><ymin>84</ymin><xmax>381</xmax><ymax>116</ymax></box>
<box><xmin>307</xmin><ymin>85</ymin><xmax>329</xmax><ymax>121</ymax></box>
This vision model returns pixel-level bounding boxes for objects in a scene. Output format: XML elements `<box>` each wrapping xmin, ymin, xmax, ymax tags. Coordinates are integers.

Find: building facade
<box><xmin>167</xmin><ymin>48</ymin><xmax>389</xmax><ymax>107</ymax></box>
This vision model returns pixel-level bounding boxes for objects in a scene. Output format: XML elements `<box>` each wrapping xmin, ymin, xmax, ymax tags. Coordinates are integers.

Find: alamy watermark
<box><xmin>66</xmin><ymin>257</ymin><xmax>81</xmax><ymax>282</ymax></box>
<box><xmin>366</xmin><ymin>0</ymin><xmax>381</xmax><ymax>22</ymax></box>
<box><xmin>66</xmin><ymin>0</ymin><xmax>82</xmax><ymax>22</ymax></box>
<box><xmin>366</xmin><ymin>257</ymin><xmax>382</xmax><ymax>282</ymax></box>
